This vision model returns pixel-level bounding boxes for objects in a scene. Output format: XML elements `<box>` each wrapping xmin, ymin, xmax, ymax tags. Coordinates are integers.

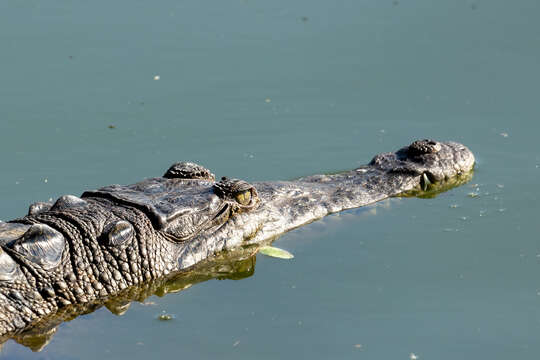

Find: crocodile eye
<box><xmin>213</xmin><ymin>177</ymin><xmax>258</xmax><ymax>208</ymax></box>
<box><xmin>235</xmin><ymin>190</ymin><xmax>252</xmax><ymax>205</ymax></box>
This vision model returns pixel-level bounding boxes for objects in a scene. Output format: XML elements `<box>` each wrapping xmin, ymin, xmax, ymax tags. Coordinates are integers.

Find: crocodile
<box><xmin>0</xmin><ymin>139</ymin><xmax>474</xmax><ymax>341</ymax></box>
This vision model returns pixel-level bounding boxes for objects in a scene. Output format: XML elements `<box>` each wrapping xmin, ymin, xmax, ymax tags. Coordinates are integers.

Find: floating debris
<box><xmin>154</xmin><ymin>75</ymin><xmax>160</xmax><ymax>80</ymax></box>
<box><xmin>467</xmin><ymin>192</ymin><xmax>479</xmax><ymax>198</ymax></box>
<box><xmin>500</xmin><ymin>132</ymin><xmax>509</xmax><ymax>138</ymax></box>
<box><xmin>108</xmin><ymin>124</ymin><xmax>116</xmax><ymax>129</ymax></box>
<box><xmin>354</xmin><ymin>344</ymin><xmax>363</xmax><ymax>349</ymax></box>
<box><xmin>410</xmin><ymin>353</ymin><xmax>418</xmax><ymax>360</ymax></box>
<box><xmin>44</xmin><ymin>179</ymin><xmax>48</xmax><ymax>183</ymax></box>
<box><xmin>233</xmin><ymin>340</ymin><xmax>240</xmax><ymax>347</ymax></box>
<box><xmin>265</xmin><ymin>98</ymin><xmax>271</xmax><ymax>103</ymax></box>
<box><xmin>157</xmin><ymin>312</ymin><xmax>174</xmax><ymax>321</ymax></box>
<box><xmin>259</xmin><ymin>246</ymin><xmax>294</xmax><ymax>259</ymax></box>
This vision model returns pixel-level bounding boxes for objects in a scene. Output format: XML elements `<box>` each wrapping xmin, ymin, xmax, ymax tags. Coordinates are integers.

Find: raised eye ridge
<box><xmin>213</xmin><ymin>178</ymin><xmax>258</xmax><ymax>207</ymax></box>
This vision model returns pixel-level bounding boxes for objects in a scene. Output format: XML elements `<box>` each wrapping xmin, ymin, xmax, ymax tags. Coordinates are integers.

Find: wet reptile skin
<box><xmin>0</xmin><ymin>139</ymin><xmax>474</xmax><ymax>339</ymax></box>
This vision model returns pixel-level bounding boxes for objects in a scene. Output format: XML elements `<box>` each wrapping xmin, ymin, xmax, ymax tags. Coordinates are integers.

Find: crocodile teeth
<box><xmin>420</xmin><ymin>173</ymin><xmax>432</xmax><ymax>191</ymax></box>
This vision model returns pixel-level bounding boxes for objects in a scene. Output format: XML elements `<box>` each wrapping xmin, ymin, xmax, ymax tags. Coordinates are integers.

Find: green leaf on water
<box><xmin>259</xmin><ymin>246</ymin><xmax>294</xmax><ymax>259</ymax></box>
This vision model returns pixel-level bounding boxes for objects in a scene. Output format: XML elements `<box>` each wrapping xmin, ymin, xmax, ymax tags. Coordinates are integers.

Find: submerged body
<box><xmin>0</xmin><ymin>139</ymin><xmax>474</xmax><ymax>338</ymax></box>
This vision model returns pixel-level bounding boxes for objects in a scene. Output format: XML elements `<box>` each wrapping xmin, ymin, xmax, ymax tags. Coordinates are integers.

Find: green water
<box><xmin>1</xmin><ymin>0</ymin><xmax>539</xmax><ymax>358</ymax></box>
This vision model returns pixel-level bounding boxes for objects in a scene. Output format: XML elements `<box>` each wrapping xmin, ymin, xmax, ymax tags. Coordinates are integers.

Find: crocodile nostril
<box><xmin>408</xmin><ymin>139</ymin><xmax>441</xmax><ymax>156</ymax></box>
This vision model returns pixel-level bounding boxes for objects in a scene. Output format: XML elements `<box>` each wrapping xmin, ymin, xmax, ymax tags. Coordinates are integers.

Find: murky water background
<box><xmin>1</xmin><ymin>0</ymin><xmax>539</xmax><ymax>359</ymax></box>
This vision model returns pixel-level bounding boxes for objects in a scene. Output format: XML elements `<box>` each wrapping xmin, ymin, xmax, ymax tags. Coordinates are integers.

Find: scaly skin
<box><xmin>0</xmin><ymin>139</ymin><xmax>474</xmax><ymax>339</ymax></box>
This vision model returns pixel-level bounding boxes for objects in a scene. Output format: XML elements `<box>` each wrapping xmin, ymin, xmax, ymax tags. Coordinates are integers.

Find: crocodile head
<box><xmin>80</xmin><ymin>139</ymin><xmax>474</xmax><ymax>268</ymax></box>
<box><xmin>0</xmin><ymin>139</ymin><xmax>474</xmax><ymax>339</ymax></box>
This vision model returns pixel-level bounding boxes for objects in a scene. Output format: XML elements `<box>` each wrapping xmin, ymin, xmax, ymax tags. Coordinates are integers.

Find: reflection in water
<box><xmin>1</xmin><ymin>246</ymin><xmax>259</xmax><ymax>352</ymax></box>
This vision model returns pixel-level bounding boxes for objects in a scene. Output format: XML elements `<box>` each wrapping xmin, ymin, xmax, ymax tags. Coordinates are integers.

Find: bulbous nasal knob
<box><xmin>408</xmin><ymin>139</ymin><xmax>441</xmax><ymax>156</ymax></box>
